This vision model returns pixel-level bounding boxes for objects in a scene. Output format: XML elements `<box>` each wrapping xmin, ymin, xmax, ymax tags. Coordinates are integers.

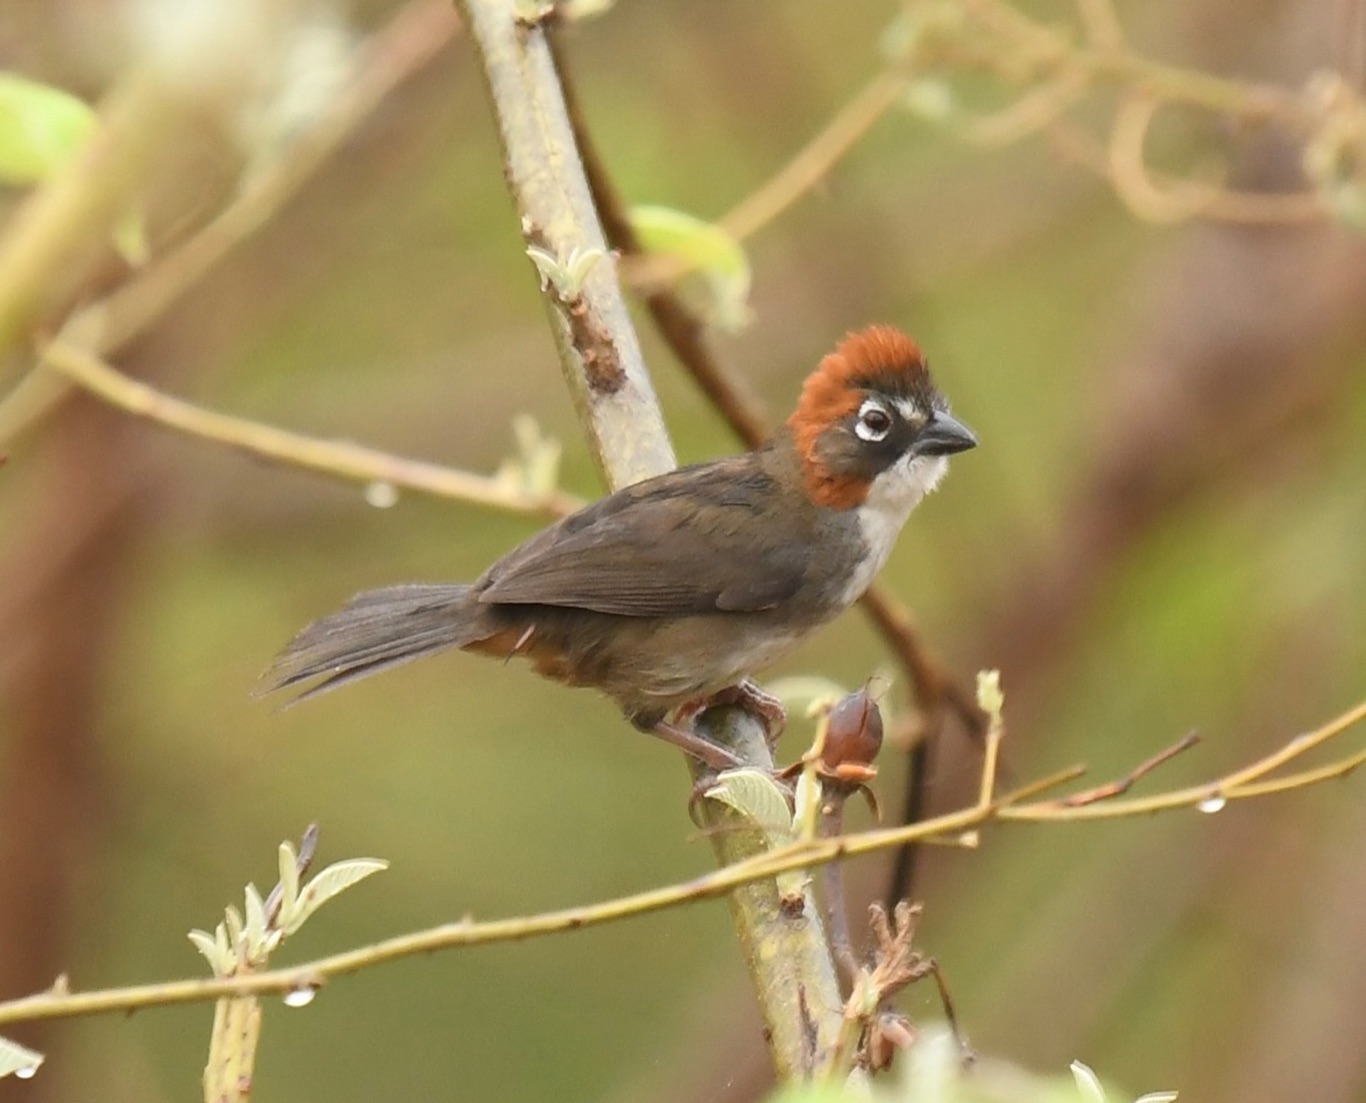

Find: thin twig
<box><xmin>0</xmin><ymin>71</ymin><xmax>183</xmax><ymax>373</ymax></box>
<box><xmin>976</xmin><ymin>697</ymin><xmax>1005</xmax><ymax>811</ymax></box>
<box><xmin>1001</xmin><ymin>698</ymin><xmax>1366</xmax><ymax>822</ymax></box>
<box><xmin>0</xmin><ymin>696</ymin><xmax>1359</xmax><ymax>1030</ymax></box>
<box><xmin>995</xmin><ymin>764</ymin><xmax>1087</xmax><ymax>805</ymax></box>
<box><xmin>624</xmin><ymin>71</ymin><xmax>910</xmax><ymax>292</ymax></box>
<box><xmin>0</xmin><ymin>0</ymin><xmax>461</xmax><ymax>444</ymax></box>
<box><xmin>817</xmin><ymin>794</ymin><xmax>861</xmax><ymax>981</ymax></box>
<box><xmin>99</xmin><ymin>0</ymin><xmax>460</xmax><ymax>353</ymax></box>
<box><xmin>39</xmin><ymin>340</ymin><xmax>579</xmax><ymax>518</ymax></box>
<box><xmin>953</xmin><ymin>0</ymin><xmax>1314</xmax><ymax>125</ymax></box>
<box><xmin>721</xmin><ymin>72</ymin><xmax>909</xmax><ymax>242</ymax></box>
<box><xmin>902</xmin><ymin>0</ymin><xmax>1358</xmax><ymax>225</ymax></box>
<box><xmin>1058</xmin><ymin>731</ymin><xmax>1199</xmax><ymax>807</ymax></box>
<box><xmin>1041</xmin><ymin>120</ymin><xmax>1327</xmax><ymax>225</ymax></box>
<box><xmin>1073</xmin><ymin>0</ymin><xmax>1125</xmax><ymax>50</ymax></box>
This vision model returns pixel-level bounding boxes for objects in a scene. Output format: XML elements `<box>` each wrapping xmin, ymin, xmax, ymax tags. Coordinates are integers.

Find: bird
<box><xmin>265</xmin><ymin>325</ymin><xmax>976</xmax><ymax>770</ymax></box>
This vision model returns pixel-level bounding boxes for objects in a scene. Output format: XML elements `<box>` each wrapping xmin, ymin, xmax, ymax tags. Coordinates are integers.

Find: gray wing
<box><xmin>476</xmin><ymin>456</ymin><xmax>812</xmax><ymax>616</ymax></box>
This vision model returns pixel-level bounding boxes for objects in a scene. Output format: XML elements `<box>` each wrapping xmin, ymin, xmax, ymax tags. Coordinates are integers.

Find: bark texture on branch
<box><xmin>453</xmin><ymin>0</ymin><xmax>845</xmax><ymax>1079</ymax></box>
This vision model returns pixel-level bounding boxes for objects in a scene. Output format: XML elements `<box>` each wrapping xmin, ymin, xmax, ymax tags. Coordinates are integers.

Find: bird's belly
<box><xmin>520</xmin><ymin>609</ymin><xmax>810</xmax><ymax>713</ymax></box>
<box><xmin>633</xmin><ymin>616</ymin><xmax>807</xmax><ymax>699</ymax></box>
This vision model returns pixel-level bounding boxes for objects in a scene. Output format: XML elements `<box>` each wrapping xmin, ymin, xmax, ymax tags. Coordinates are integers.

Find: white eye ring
<box><xmin>854</xmin><ymin>399</ymin><xmax>893</xmax><ymax>442</ymax></box>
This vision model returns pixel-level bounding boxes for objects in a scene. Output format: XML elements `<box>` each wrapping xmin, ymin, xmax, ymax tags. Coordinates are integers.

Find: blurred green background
<box><xmin>3</xmin><ymin>1</ymin><xmax>1366</xmax><ymax>1101</ymax></box>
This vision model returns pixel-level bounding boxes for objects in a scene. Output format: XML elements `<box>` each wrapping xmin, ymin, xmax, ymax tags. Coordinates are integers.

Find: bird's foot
<box><xmin>704</xmin><ymin>679</ymin><xmax>787</xmax><ymax>747</ymax></box>
<box><xmin>646</xmin><ymin>718</ymin><xmax>745</xmax><ymax>772</ymax></box>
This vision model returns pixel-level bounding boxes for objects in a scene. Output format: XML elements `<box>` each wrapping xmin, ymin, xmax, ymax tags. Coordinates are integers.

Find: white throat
<box><xmin>841</xmin><ymin>453</ymin><xmax>948</xmax><ymax>604</ymax></box>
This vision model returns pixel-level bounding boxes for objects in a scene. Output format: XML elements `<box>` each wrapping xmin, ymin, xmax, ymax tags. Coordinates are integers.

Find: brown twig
<box><xmin>817</xmin><ymin>794</ymin><xmax>861</xmax><ymax>982</ymax></box>
<box><xmin>1058</xmin><ymin>730</ymin><xmax>1200</xmax><ymax>808</ymax></box>
<box><xmin>898</xmin><ymin>0</ymin><xmax>1361</xmax><ymax>225</ymax></box>
<box><xmin>827</xmin><ymin>902</ymin><xmax>971</xmax><ymax>1078</ymax></box>
<box><xmin>718</xmin><ymin>72</ymin><xmax>910</xmax><ymax>245</ymax></box>
<box><xmin>39</xmin><ymin>340</ymin><xmax>579</xmax><ymax>519</ymax></box>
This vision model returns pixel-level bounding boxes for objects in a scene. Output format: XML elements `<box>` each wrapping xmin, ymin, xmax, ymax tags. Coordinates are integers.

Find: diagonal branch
<box><xmin>39</xmin><ymin>340</ymin><xmax>578</xmax><ymax>518</ymax></box>
<box><xmin>0</xmin><ymin>0</ymin><xmax>461</xmax><ymax>446</ymax></box>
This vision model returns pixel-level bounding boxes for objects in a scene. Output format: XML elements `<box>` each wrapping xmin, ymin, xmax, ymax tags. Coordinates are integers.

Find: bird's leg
<box><xmin>637</xmin><ymin>715</ymin><xmax>745</xmax><ymax>771</ymax></box>
<box><xmin>705</xmin><ymin>679</ymin><xmax>787</xmax><ymax>747</ymax></box>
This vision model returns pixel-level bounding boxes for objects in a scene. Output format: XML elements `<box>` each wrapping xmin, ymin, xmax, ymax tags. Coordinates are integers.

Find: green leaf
<box><xmin>629</xmin><ymin>205</ymin><xmax>752</xmax><ymax>331</ymax></box>
<box><xmin>223</xmin><ymin>905</ymin><xmax>244</xmax><ymax>949</ymax></box>
<box><xmin>0</xmin><ymin>1035</ymin><xmax>43</xmax><ymax>1081</ymax></box>
<box><xmin>561</xmin><ymin>0</ymin><xmax>615</xmax><ymax>17</ymax></box>
<box><xmin>902</xmin><ymin>79</ymin><xmax>955</xmax><ymax>121</ymax></box>
<box><xmin>278</xmin><ymin>841</ymin><xmax>301</xmax><ymax>929</ymax></box>
<box><xmin>0</xmin><ymin>72</ymin><xmax>96</xmax><ymax>185</ymax></box>
<box><xmin>243</xmin><ymin>882</ymin><xmax>268</xmax><ymax>954</ymax></box>
<box><xmin>792</xmin><ymin>767</ymin><xmax>823</xmax><ymax>841</ymax></box>
<box><xmin>705</xmin><ymin>769</ymin><xmax>793</xmax><ymax>841</ymax></box>
<box><xmin>525</xmin><ymin>243</ymin><xmax>604</xmax><ymax>297</ymax></box>
<box><xmin>976</xmin><ymin>669</ymin><xmax>1004</xmax><ymax>721</ymax></box>
<box><xmin>285</xmin><ymin>858</ymin><xmax>388</xmax><ymax>935</ymax></box>
<box><xmin>188</xmin><ymin>928</ymin><xmax>225</xmax><ymax>975</ymax></box>
<box><xmin>1070</xmin><ymin>1062</ymin><xmax>1107</xmax><ymax>1103</ymax></box>
<box><xmin>214</xmin><ymin>922</ymin><xmax>231</xmax><ymax>970</ymax></box>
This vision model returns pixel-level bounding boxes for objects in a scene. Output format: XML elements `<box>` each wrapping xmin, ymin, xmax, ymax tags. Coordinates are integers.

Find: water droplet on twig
<box><xmin>283</xmin><ymin>983</ymin><xmax>318</xmax><ymax>1008</ymax></box>
<box><xmin>1197</xmin><ymin>795</ymin><xmax>1227</xmax><ymax>814</ymax></box>
<box><xmin>364</xmin><ymin>481</ymin><xmax>398</xmax><ymax>509</ymax></box>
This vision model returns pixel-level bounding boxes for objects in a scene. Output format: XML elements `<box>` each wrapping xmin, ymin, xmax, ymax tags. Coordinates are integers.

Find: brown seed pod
<box><xmin>821</xmin><ymin>687</ymin><xmax>884</xmax><ymax>773</ymax></box>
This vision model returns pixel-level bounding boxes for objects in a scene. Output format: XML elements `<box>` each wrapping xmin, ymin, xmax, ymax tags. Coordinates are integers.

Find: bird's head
<box><xmin>786</xmin><ymin>326</ymin><xmax>977</xmax><ymax>513</ymax></box>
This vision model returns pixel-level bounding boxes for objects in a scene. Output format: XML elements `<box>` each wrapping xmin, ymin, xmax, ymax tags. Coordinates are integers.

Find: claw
<box><xmin>705</xmin><ymin>679</ymin><xmax>787</xmax><ymax>746</ymax></box>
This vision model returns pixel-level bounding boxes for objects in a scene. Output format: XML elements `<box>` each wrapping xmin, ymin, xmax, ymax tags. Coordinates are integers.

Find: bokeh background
<box><xmin>2</xmin><ymin>0</ymin><xmax>1366</xmax><ymax>1101</ymax></box>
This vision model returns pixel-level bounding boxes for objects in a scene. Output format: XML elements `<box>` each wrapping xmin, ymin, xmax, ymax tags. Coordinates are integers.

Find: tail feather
<box><xmin>264</xmin><ymin>583</ymin><xmax>482</xmax><ymax>701</ymax></box>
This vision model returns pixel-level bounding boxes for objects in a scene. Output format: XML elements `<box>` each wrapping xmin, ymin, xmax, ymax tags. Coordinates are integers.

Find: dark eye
<box><xmin>855</xmin><ymin>401</ymin><xmax>893</xmax><ymax>442</ymax></box>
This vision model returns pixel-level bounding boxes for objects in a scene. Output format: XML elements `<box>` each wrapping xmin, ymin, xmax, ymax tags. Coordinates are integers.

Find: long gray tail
<box><xmin>264</xmin><ymin>583</ymin><xmax>483</xmax><ymax>701</ymax></box>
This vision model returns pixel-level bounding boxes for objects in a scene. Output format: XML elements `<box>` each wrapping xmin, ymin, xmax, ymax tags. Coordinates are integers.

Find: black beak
<box><xmin>914</xmin><ymin>411</ymin><xmax>978</xmax><ymax>456</ymax></box>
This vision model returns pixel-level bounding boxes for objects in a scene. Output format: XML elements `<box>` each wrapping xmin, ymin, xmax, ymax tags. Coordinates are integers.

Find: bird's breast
<box><xmin>834</xmin><ymin>454</ymin><xmax>945</xmax><ymax>605</ymax></box>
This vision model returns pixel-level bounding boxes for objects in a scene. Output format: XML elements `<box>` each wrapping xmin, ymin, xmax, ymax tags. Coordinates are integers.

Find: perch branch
<box><xmin>455</xmin><ymin>0</ymin><xmax>845</xmax><ymax>1079</ymax></box>
<box><xmin>0</xmin><ymin>694</ymin><xmax>1359</xmax><ymax>1028</ymax></box>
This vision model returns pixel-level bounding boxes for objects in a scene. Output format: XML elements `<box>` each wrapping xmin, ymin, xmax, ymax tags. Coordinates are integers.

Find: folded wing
<box><xmin>477</xmin><ymin>458</ymin><xmax>811</xmax><ymax>616</ymax></box>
